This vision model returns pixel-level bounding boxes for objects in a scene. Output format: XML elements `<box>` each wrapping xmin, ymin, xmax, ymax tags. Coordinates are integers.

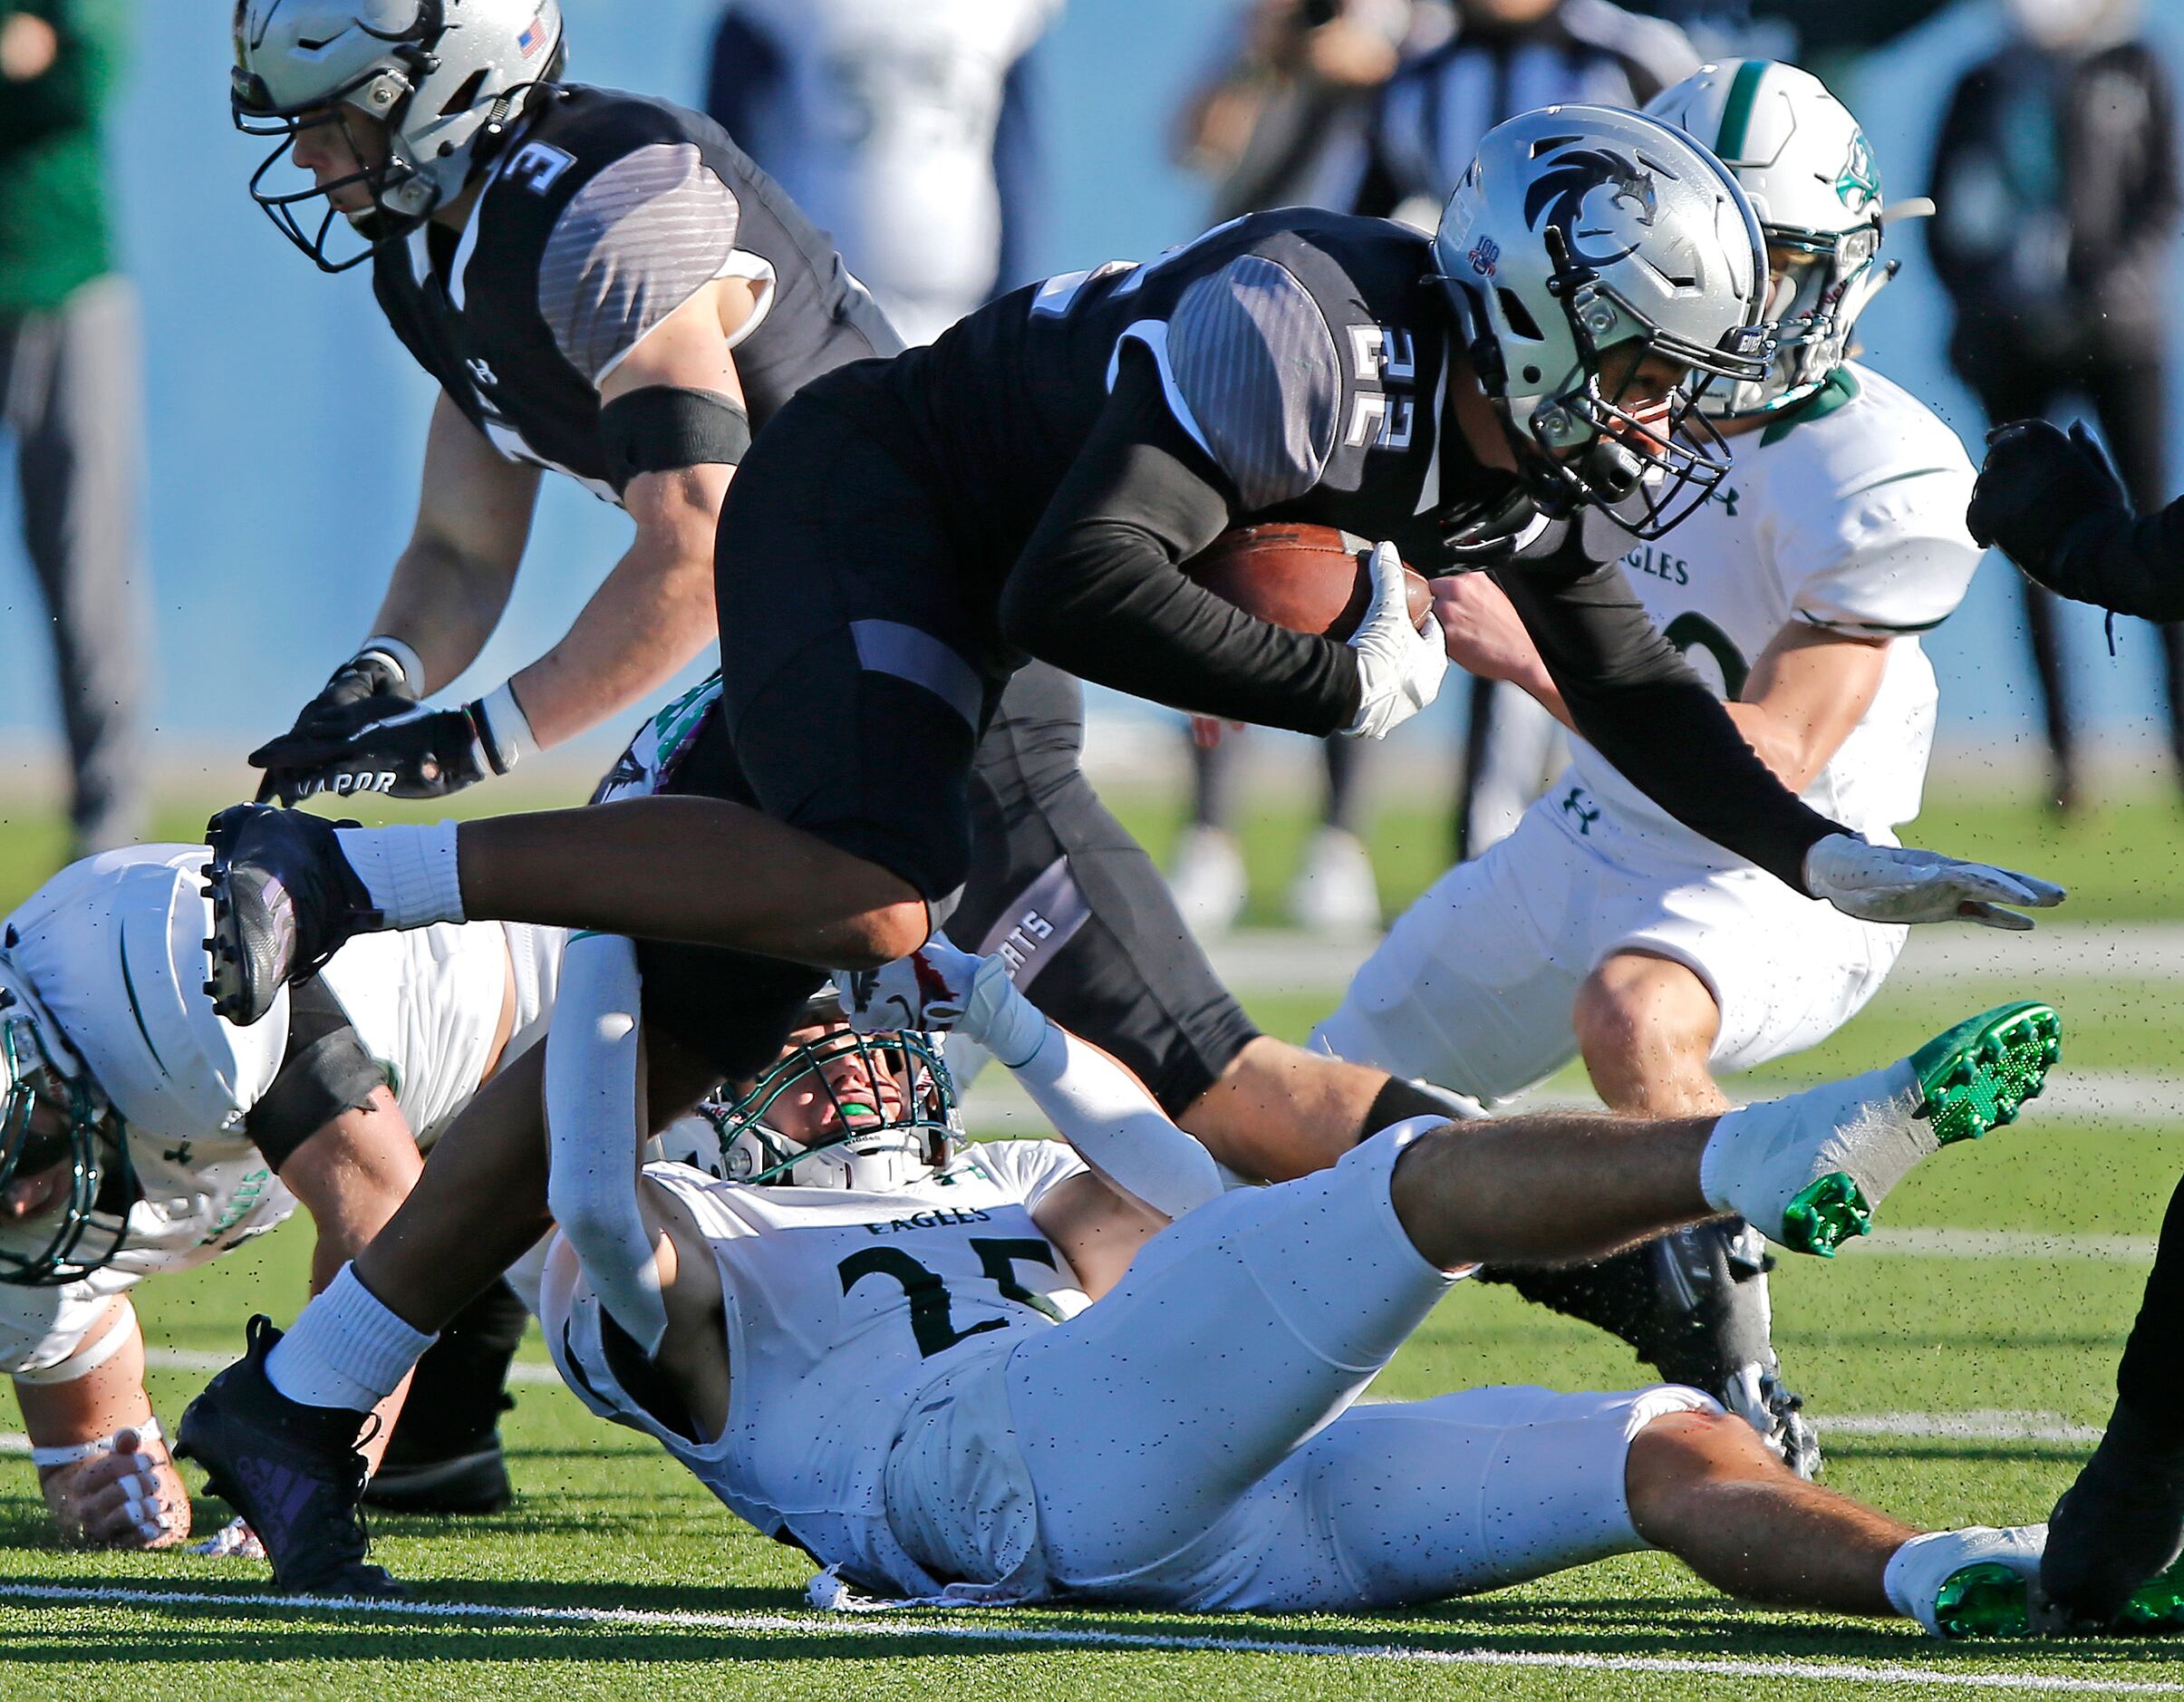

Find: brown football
<box><xmin>1183</xmin><ymin>524</ymin><xmax>1433</xmax><ymax>641</ymax></box>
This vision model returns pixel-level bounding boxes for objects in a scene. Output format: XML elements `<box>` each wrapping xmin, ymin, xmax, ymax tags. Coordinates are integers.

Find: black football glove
<box><xmin>1967</xmin><ymin>419</ymin><xmax>2131</xmax><ymax>597</ymax></box>
<box><xmin>250</xmin><ymin>696</ymin><xmax>500</xmax><ymax>804</ymax></box>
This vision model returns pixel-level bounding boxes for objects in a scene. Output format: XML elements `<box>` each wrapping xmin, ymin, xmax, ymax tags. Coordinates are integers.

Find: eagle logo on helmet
<box><xmin>1834</xmin><ymin>131</ymin><xmax>1880</xmax><ymax>212</ymax></box>
<box><xmin>1522</xmin><ymin>147</ymin><xmax>1659</xmax><ymax>268</ymax></box>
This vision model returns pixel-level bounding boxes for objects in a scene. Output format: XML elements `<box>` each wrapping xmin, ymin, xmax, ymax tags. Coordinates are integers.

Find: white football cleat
<box><xmin>1886</xmin><ymin>1524</ymin><xmax>2046</xmax><ymax>1639</ymax></box>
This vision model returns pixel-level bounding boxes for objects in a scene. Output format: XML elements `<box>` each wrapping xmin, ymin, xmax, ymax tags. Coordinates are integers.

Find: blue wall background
<box><xmin>2</xmin><ymin>0</ymin><xmax>2179</xmax><ymax>774</ymax></box>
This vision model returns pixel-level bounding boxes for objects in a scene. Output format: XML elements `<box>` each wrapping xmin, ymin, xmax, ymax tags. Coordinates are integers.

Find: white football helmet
<box><xmin>1647</xmin><ymin>61</ymin><xmax>1891</xmax><ymax>418</ymax></box>
<box><xmin>232</xmin><ymin>0</ymin><xmax>566</xmax><ymax>271</ymax></box>
<box><xmin>0</xmin><ymin>849</ymin><xmax>289</xmax><ymax>1282</ymax></box>
<box><xmin>693</xmin><ymin>995</ymin><xmax>961</xmax><ymax>1192</ymax></box>
<box><xmin>1433</xmin><ymin>104</ymin><xmax>1773</xmax><ymax>540</ymax></box>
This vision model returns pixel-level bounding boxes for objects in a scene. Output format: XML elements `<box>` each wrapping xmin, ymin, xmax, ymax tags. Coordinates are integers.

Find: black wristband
<box><xmin>599</xmin><ymin>386</ymin><xmax>752</xmax><ymax>495</ymax></box>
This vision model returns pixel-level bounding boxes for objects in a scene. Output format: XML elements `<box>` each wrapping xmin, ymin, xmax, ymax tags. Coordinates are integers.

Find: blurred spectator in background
<box><xmin>0</xmin><ymin>0</ymin><xmax>146</xmax><ymax>857</ymax></box>
<box><xmin>705</xmin><ymin>0</ymin><xmax>1059</xmax><ymax>345</ymax></box>
<box><xmin>1175</xmin><ymin>0</ymin><xmax>1427</xmax><ymax>223</ymax></box>
<box><xmin>1928</xmin><ymin>0</ymin><xmax>2180</xmax><ymax>813</ymax></box>
<box><xmin>1167</xmin><ymin>0</ymin><xmax>1434</xmax><ymax>936</ymax></box>
<box><xmin>1358</xmin><ymin>0</ymin><xmax>1698</xmax><ymax>868</ymax></box>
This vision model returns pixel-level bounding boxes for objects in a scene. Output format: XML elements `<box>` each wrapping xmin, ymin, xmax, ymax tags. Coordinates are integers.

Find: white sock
<box><xmin>333</xmin><ymin>821</ymin><xmax>467</xmax><ymax>929</ymax></box>
<box><xmin>1698</xmin><ymin>1060</ymin><xmax>1924</xmax><ymax>1220</ymax></box>
<box><xmin>266</xmin><ymin>1263</ymin><xmax>437</xmax><ymax>1413</ymax></box>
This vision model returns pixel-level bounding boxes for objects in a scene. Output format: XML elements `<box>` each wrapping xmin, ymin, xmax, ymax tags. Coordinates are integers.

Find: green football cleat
<box><xmin>1716</xmin><ymin>1002</ymin><xmax>2063</xmax><ymax>1259</ymax></box>
<box><xmin>1908</xmin><ymin>1001</ymin><xmax>2062</xmax><ymax>1147</ymax></box>
<box><xmin>2117</xmin><ymin>1558</ymin><xmax>2184</xmax><ymax>1633</ymax></box>
<box><xmin>1934</xmin><ymin>1561</ymin><xmax>2033</xmax><ymax>1639</ymax></box>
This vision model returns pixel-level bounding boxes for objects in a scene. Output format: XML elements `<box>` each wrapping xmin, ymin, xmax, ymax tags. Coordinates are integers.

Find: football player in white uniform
<box><xmin>538</xmin><ymin>941</ymin><xmax>2063</xmax><ymax>1636</ymax></box>
<box><xmin>1312</xmin><ymin>62</ymin><xmax>1980</xmax><ymax>1475</ymax></box>
<box><xmin>0</xmin><ymin>846</ymin><xmax>560</xmax><ymax>1547</ymax></box>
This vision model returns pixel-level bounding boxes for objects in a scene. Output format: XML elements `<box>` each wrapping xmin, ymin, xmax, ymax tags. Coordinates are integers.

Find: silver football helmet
<box><xmin>1647</xmin><ymin>62</ymin><xmax>1892</xmax><ymax>418</ymax></box>
<box><xmin>1433</xmin><ymin>104</ymin><xmax>1773</xmax><ymax>540</ymax></box>
<box><xmin>697</xmin><ymin>995</ymin><xmax>962</xmax><ymax>1193</ymax></box>
<box><xmin>231</xmin><ymin>0</ymin><xmax>566</xmax><ymax>271</ymax></box>
<box><xmin>0</xmin><ymin>848</ymin><xmax>291</xmax><ymax>1284</ymax></box>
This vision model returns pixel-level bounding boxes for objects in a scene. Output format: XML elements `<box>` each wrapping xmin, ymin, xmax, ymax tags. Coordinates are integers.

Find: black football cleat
<box><xmin>2037</xmin><ymin>1399</ymin><xmax>2184</xmax><ymax>1631</ymax></box>
<box><xmin>201</xmin><ymin>804</ymin><xmax>382</xmax><ymax>1026</ymax></box>
<box><xmin>175</xmin><ymin>1316</ymin><xmax>407</xmax><ymax>1599</ymax></box>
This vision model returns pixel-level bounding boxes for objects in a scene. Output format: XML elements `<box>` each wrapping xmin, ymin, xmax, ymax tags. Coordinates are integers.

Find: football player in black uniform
<box><xmin>180</xmin><ymin>104</ymin><xmax>2060</xmax><ymax>1594</ymax></box>
<box><xmin>222</xmin><ymin>0</ymin><xmax>899</xmax><ymax>1523</ymax></box>
<box><xmin>1970</xmin><ymin>420</ymin><xmax>2184</xmax><ymax>1630</ymax></box>
<box><xmin>232</xmin><ymin>0</ymin><xmax>1488</xmax><ymax>1252</ymax></box>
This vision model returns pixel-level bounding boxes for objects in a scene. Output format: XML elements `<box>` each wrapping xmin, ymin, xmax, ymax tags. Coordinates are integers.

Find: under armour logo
<box><xmin>1561</xmin><ymin>786</ymin><xmax>1600</xmax><ymax>836</ymax></box>
<box><xmin>163</xmin><ymin>1142</ymin><xmax>193</xmax><ymax>1166</ymax></box>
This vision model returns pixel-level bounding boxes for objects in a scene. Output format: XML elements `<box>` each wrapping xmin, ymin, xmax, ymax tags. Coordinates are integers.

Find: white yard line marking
<box><xmin>140</xmin><ymin>1347</ymin><xmax>561</xmax><ymax>1384</ymax></box>
<box><xmin>1842</xmin><ymin>1226</ymin><xmax>2159</xmax><ymax>1262</ymax></box>
<box><xmin>1822</xmin><ymin>1411</ymin><xmax>2104</xmax><ymax>1444</ymax></box>
<box><xmin>0</xmin><ymin>1581</ymin><xmax>2173</xmax><ymax>1694</ymax></box>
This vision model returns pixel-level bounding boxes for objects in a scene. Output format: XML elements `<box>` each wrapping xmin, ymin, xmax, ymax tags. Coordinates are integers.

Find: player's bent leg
<box><xmin>1627</xmin><ymin>1403</ymin><xmax>2049</xmax><ymax>1637</ymax></box>
<box><xmin>953</xmin><ymin>663</ymin><xmax>1403</xmax><ymax>1181</ymax></box>
<box><xmin>1309</xmin><ymin>808</ymin><xmax>1588</xmax><ymax>1106</ymax></box>
<box><xmin>996</xmin><ymin>1123</ymin><xmax>1460</xmax><ymax>1590</ymax></box>
<box><xmin>1551</xmin><ymin>955</ymin><xmax>1817</xmax><ymax>1473</ymax></box>
<box><xmin>1180</xmin><ymin>1038</ymin><xmax>1393</xmax><ymax>1181</ymax></box>
<box><xmin>2041</xmin><ymin>1170</ymin><xmax>2184</xmax><ymax>1630</ymax></box>
<box><xmin>362</xmin><ymin>1277</ymin><xmax>527</xmax><ymax>1514</ymax></box>
<box><xmin>1139</xmin><ymin>1385</ymin><xmax>1715</xmax><ymax>1611</ymax></box>
<box><xmin>202</xmin><ymin>798</ymin><xmax>931</xmax><ymax>1027</ymax></box>
<box><xmin>177</xmin><ymin>1035</ymin><xmax>722</xmax><ymax>1594</ymax></box>
<box><xmin>1571</xmin><ymin>952</ymin><xmax>1728</xmax><ymax>1117</ymax></box>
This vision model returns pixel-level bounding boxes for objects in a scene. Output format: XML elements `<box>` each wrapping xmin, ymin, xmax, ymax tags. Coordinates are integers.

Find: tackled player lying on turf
<box><xmin>526</xmin><ymin>943</ymin><xmax>2073</xmax><ymax>1633</ymax></box>
<box><xmin>0</xmin><ymin>846</ymin><xmax>575</xmax><ymax>1544</ymax></box>
<box><xmin>1315</xmin><ymin>61</ymin><xmax>1980</xmax><ymax>1478</ymax></box>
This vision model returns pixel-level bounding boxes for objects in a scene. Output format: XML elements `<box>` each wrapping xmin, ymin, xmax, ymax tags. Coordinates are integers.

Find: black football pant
<box><xmin>2115</xmin><ymin>1170</ymin><xmax>2184</xmax><ymax>1434</ymax></box>
<box><xmin>636</xmin><ymin>391</ymin><xmax>1262</xmax><ymax>1109</ymax></box>
<box><xmin>1963</xmin><ymin>352</ymin><xmax>2184</xmax><ymax>779</ymax></box>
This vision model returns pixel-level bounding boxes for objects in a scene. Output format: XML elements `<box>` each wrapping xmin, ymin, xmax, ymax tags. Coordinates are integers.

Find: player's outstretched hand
<box><xmin>1343</xmin><ymin>541</ymin><xmax>1446</xmax><ymax>740</ymax></box>
<box><xmin>1967</xmin><ymin>419</ymin><xmax>2129</xmax><ymax>597</ymax></box>
<box><xmin>836</xmin><ymin>934</ymin><xmax>981</xmax><ymax>1034</ymax></box>
<box><xmin>1803</xmin><ymin>834</ymin><xmax>2067</xmax><ymax>931</ymax></box>
<box><xmin>250</xmin><ymin>697</ymin><xmax>494</xmax><ymax>804</ymax></box>
<box><xmin>40</xmin><ymin>1428</ymin><xmax>188</xmax><ymax>1550</ymax></box>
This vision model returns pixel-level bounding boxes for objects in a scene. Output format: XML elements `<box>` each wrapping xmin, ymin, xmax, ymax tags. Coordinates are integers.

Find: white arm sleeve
<box><xmin>542</xmin><ymin>932</ymin><xmax>669</xmax><ymax>1355</ymax></box>
<box><xmin>947</xmin><ymin>943</ymin><xmax>1224</xmax><ymax>1216</ymax></box>
<box><xmin>1007</xmin><ymin>1023</ymin><xmax>1224</xmax><ymax>1218</ymax></box>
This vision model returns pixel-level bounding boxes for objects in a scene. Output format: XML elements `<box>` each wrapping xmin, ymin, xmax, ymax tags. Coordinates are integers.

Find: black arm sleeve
<box><xmin>244</xmin><ymin>976</ymin><xmax>389</xmax><ymax>1171</ymax></box>
<box><xmin>998</xmin><ymin>346</ymin><xmax>1363</xmax><ymax>735</ymax></box>
<box><xmin>2055</xmin><ymin>498</ymin><xmax>2184</xmax><ymax>622</ymax></box>
<box><xmin>1494</xmin><ymin>541</ymin><xmax>1847</xmax><ymax>895</ymax></box>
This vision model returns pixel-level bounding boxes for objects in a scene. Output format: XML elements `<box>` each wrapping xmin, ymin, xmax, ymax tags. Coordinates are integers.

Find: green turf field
<box><xmin>2</xmin><ymin>785</ymin><xmax>2182</xmax><ymax>1697</ymax></box>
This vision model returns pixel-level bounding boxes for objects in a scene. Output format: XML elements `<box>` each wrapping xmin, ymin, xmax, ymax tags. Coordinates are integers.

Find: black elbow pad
<box><xmin>598</xmin><ymin>386</ymin><xmax>752</xmax><ymax>495</ymax></box>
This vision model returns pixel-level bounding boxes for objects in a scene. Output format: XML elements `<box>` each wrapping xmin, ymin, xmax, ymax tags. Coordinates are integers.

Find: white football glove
<box><xmin>1803</xmin><ymin>834</ymin><xmax>2066</xmax><ymax>931</ymax></box>
<box><xmin>1342</xmin><ymin>541</ymin><xmax>1446</xmax><ymax>740</ymax></box>
<box><xmin>834</xmin><ymin>934</ymin><xmax>980</xmax><ymax>1033</ymax></box>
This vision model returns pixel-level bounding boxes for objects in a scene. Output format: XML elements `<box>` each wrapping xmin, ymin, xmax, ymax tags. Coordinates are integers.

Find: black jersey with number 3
<box><xmin>372</xmin><ymin>84</ymin><xmax>901</xmax><ymax>500</ymax></box>
<box><xmin>784</xmin><ymin>208</ymin><xmax>1840</xmax><ymax>888</ymax></box>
